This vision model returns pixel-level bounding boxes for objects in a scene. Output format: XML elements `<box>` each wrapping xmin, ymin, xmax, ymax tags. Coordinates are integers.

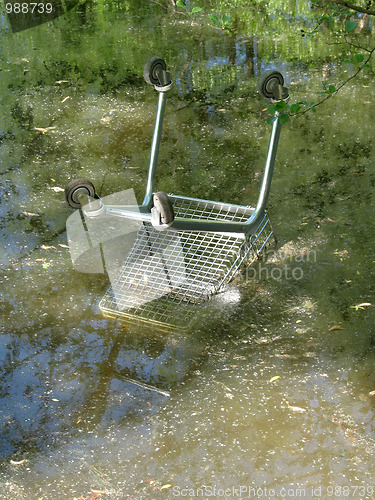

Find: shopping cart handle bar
<box><xmin>105</xmin><ymin>113</ymin><xmax>282</xmax><ymax>235</ymax></box>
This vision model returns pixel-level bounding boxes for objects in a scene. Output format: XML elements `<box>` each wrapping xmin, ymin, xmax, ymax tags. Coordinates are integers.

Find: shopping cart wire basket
<box><xmin>65</xmin><ymin>58</ymin><xmax>289</xmax><ymax>331</ymax></box>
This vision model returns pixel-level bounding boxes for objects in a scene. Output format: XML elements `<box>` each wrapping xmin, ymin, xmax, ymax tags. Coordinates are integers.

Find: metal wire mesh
<box><xmin>99</xmin><ymin>195</ymin><xmax>274</xmax><ymax>330</ymax></box>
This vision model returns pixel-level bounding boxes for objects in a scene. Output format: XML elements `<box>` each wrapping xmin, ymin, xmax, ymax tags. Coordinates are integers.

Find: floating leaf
<box><xmin>328</xmin><ymin>325</ymin><xmax>343</xmax><ymax>331</ymax></box>
<box><xmin>286</xmin><ymin>401</ymin><xmax>307</xmax><ymax>413</ymax></box>
<box><xmin>256</xmin><ymin>338</ymin><xmax>271</xmax><ymax>345</ymax></box>
<box><xmin>269</xmin><ymin>375</ymin><xmax>280</xmax><ymax>383</ymax></box>
<box><xmin>351</xmin><ymin>302</ymin><xmax>371</xmax><ymax>310</ymax></box>
<box><xmin>345</xmin><ymin>21</ymin><xmax>358</xmax><ymax>33</ymax></box>
<box><xmin>34</xmin><ymin>126</ymin><xmax>56</xmax><ymax>134</ymax></box>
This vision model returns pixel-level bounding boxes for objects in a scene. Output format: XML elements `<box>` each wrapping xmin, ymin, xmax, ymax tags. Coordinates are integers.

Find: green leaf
<box><xmin>345</xmin><ymin>21</ymin><xmax>358</xmax><ymax>33</ymax></box>
<box><xmin>290</xmin><ymin>103</ymin><xmax>301</xmax><ymax>114</ymax></box>
<box><xmin>208</xmin><ymin>14</ymin><xmax>220</xmax><ymax>26</ymax></box>
<box><xmin>328</xmin><ymin>84</ymin><xmax>335</xmax><ymax>94</ymax></box>
<box><xmin>279</xmin><ymin>113</ymin><xmax>289</xmax><ymax>125</ymax></box>
<box><xmin>266</xmin><ymin>116</ymin><xmax>276</xmax><ymax>125</ymax></box>
<box><xmin>355</xmin><ymin>53</ymin><xmax>364</xmax><ymax>63</ymax></box>
<box><xmin>176</xmin><ymin>0</ymin><xmax>186</xmax><ymax>7</ymax></box>
<box><xmin>192</xmin><ymin>7</ymin><xmax>202</xmax><ymax>13</ymax></box>
<box><xmin>222</xmin><ymin>14</ymin><xmax>232</xmax><ymax>24</ymax></box>
<box><xmin>274</xmin><ymin>100</ymin><xmax>287</xmax><ymax>111</ymax></box>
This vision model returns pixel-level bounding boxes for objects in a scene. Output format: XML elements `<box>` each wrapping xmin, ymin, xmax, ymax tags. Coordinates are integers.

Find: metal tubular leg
<box><xmin>253</xmin><ymin>113</ymin><xmax>282</xmax><ymax>215</ymax></box>
<box><xmin>142</xmin><ymin>91</ymin><xmax>168</xmax><ymax>209</ymax></box>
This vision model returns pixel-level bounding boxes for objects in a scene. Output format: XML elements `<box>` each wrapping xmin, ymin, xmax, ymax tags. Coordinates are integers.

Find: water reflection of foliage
<box><xmin>0</xmin><ymin>0</ymin><xmax>362</xmax><ymax>94</ymax></box>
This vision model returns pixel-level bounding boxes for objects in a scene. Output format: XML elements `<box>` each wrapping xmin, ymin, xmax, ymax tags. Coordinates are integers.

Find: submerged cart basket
<box><xmin>65</xmin><ymin>58</ymin><xmax>288</xmax><ymax>331</ymax></box>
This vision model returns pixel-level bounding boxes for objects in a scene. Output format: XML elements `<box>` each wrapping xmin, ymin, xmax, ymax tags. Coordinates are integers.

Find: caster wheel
<box><xmin>258</xmin><ymin>70</ymin><xmax>288</xmax><ymax>101</ymax></box>
<box><xmin>153</xmin><ymin>191</ymin><xmax>174</xmax><ymax>225</ymax></box>
<box><xmin>143</xmin><ymin>57</ymin><xmax>170</xmax><ymax>87</ymax></box>
<box><xmin>65</xmin><ymin>178</ymin><xmax>96</xmax><ymax>209</ymax></box>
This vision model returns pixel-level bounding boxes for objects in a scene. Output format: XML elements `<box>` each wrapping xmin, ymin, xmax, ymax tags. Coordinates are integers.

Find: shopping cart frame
<box><xmin>65</xmin><ymin>58</ymin><xmax>289</xmax><ymax>330</ymax></box>
<box><xmin>65</xmin><ymin>59</ymin><xmax>288</xmax><ymax>237</ymax></box>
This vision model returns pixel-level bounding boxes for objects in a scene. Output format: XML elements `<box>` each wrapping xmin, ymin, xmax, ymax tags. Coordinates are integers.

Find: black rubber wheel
<box><xmin>65</xmin><ymin>178</ymin><xmax>96</xmax><ymax>209</ymax></box>
<box><xmin>143</xmin><ymin>57</ymin><xmax>167</xmax><ymax>86</ymax></box>
<box><xmin>153</xmin><ymin>191</ymin><xmax>174</xmax><ymax>225</ymax></box>
<box><xmin>258</xmin><ymin>70</ymin><xmax>285</xmax><ymax>100</ymax></box>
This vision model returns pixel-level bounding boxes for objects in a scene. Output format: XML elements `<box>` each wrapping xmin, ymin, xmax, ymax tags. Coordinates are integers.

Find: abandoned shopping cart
<box><xmin>65</xmin><ymin>57</ymin><xmax>289</xmax><ymax>331</ymax></box>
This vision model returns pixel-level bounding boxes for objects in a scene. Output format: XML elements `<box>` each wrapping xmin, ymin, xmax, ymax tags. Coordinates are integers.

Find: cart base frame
<box><xmin>99</xmin><ymin>194</ymin><xmax>275</xmax><ymax>331</ymax></box>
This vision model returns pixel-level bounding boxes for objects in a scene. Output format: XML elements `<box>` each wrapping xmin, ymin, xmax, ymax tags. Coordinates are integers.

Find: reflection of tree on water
<box><xmin>72</xmin><ymin>324</ymin><xmax>209</xmax><ymax>430</ymax></box>
<box><xmin>0</xmin><ymin>316</ymin><xmax>207</xmax><ymax>460</ymax></box>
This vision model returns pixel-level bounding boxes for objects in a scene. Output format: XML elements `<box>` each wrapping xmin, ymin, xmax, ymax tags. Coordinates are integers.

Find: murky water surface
<box><xmin>0</xmin><ymin>3</ymin><xmax>374</xmax><ymax>499</ymax></box>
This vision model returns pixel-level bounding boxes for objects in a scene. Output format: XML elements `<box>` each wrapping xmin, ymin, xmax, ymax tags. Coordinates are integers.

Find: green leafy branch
<box><xmin>175</xmin><ymin>1</ymin><xmax>234</xmax><ymax>32</ymax></box>
<box><xmin>267</xmin><ymin>1</ymin><xmax>375</xmax><ymax>125</ymax></box>
<box><xmin>266</xmin><ymin>44</ymin><xmax>374</xmax><ymax>125</ymax></box>
<box><xmin>266</xmin><ymin>100</ymin><xmax>317</xmax><ymax>126</ymax></box>
<box><xmin>207</xmin><ymin>13</ymin><xmax>234</xmax><ymax>33</ymax></box>
<box><xmin>175</xmin><ymin>0</ymin><xmax>202</xmax><ymax>17</ymax></box>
